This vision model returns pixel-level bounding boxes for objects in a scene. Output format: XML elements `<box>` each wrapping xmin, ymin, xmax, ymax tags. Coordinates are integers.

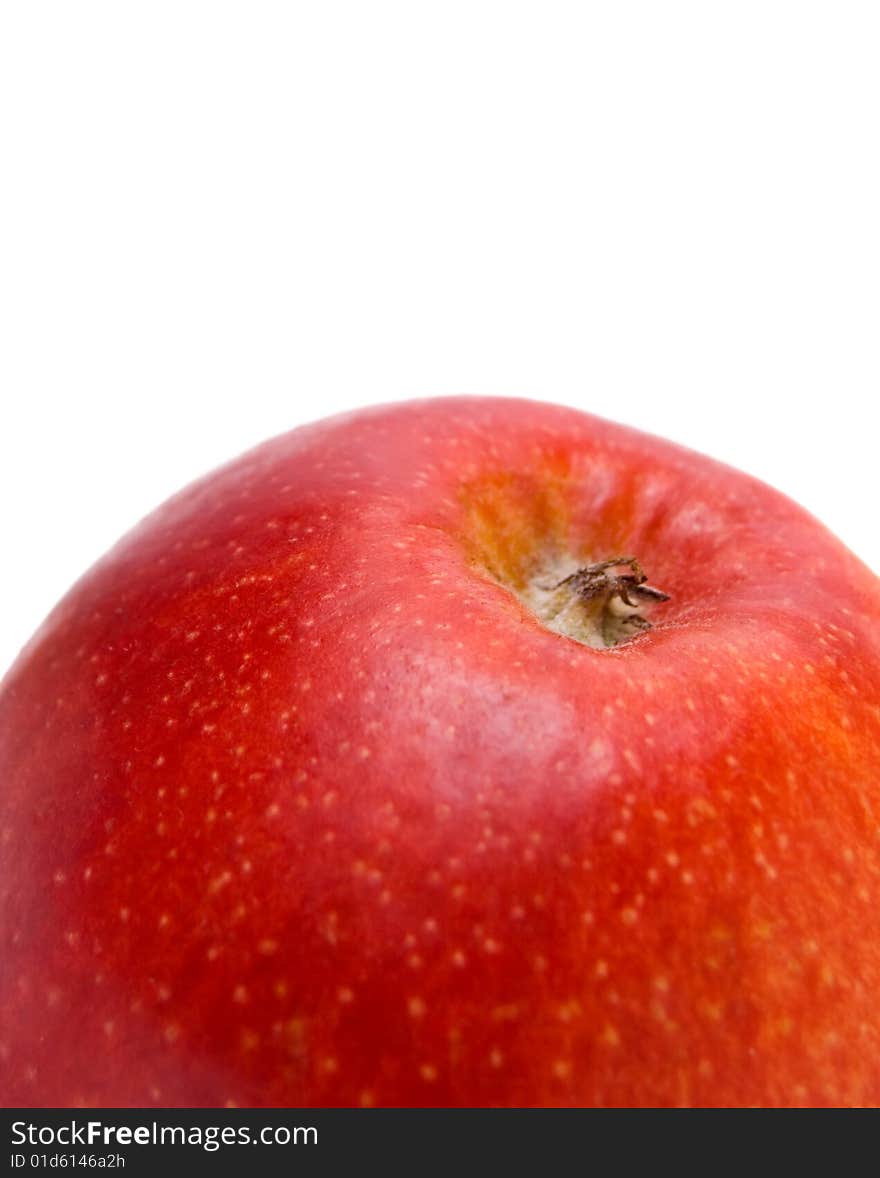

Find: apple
<box><xmin>2</xmin><ymin>396</ymin><xmax>880</xmax><ymax>1108</ymax></box>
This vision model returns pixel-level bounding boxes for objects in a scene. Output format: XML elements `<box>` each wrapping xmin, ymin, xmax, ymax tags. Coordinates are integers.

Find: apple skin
<box><xmin>2</xmin><ymin>397</ymin><xmax>880</xmax><ymax>1109</ymax></box>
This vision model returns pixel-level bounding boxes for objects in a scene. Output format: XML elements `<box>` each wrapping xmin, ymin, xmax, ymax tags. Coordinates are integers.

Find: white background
<box><xmin>1</xmin><ymin>2</ymin><xmax>877</xmax><ymax>678</ymax></box>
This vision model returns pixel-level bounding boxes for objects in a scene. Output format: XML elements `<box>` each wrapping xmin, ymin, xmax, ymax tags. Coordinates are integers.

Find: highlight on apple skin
<box><xmin>1</xmin><ymin>396</ymin><xmax>879</xmax><ymax>1107</ymax></box>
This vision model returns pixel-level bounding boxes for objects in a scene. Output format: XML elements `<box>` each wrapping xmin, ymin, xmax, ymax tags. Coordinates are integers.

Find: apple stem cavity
<box><xmin>520</xmin><ymin>556</ymin><xmax>670</xmax><ymax>650</ymax></box>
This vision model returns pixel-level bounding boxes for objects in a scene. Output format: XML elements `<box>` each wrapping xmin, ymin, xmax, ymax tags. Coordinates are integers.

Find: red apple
<box><xmin>2</xmin><ymin>397</ymin><xmax>879</xmax><ymax>1108</ymax></box>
